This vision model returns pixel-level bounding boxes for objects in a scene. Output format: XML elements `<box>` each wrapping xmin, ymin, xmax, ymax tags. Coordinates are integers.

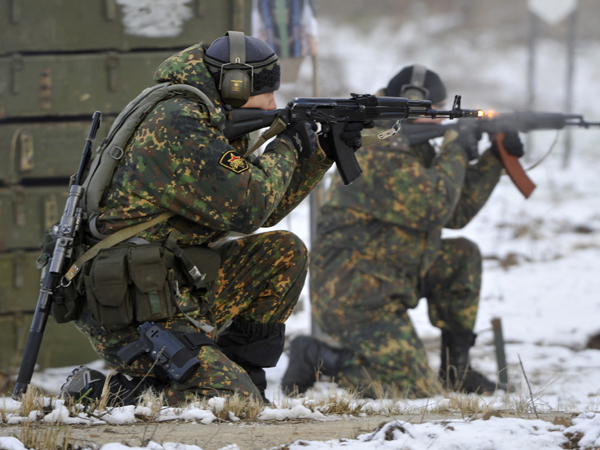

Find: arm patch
<box><xmin>219</xmin><ymin>150</ymin><xmax>249</xmax><ymax>173</ymax></box>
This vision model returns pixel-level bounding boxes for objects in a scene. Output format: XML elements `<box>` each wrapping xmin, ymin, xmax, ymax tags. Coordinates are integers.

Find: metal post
<box><xmin>491</xmin><ymin>317</ymin><xmax>508</xmax><ymax>385</ymax></box>
<box><xmin>309</xmin><ymin>51</ymin><xmax>322</xmax><ymax>337</ymax></box>
<box><xmin>562</xmin><ymin>8</ymin><xmax>578</xmax><ymax>168</ymax></box>
<box><xmin>526</xmin><ymin>9</ymin><xmax>538</xmax><ymax>159</ymax></box>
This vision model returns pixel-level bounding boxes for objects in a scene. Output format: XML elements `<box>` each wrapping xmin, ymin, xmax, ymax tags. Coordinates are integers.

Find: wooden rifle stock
<box><xmin>495</xmin><ymin>132</ymin><xmax>536</xmax><ymax>198</ymax></box>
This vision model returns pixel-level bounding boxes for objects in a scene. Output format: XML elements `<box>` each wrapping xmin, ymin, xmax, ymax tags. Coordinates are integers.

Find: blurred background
<box><xmin>1</xmin><ymin>0</ymin><xmax>599</xmax><ymax>398</ymax></box>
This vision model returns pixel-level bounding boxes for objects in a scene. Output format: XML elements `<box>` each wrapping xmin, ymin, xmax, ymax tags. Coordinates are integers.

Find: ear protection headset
<box><xmin>400</xmin><ymin>64</ymin><xmax>429</xmax><ymax>101</ymax></box>
<box><xmin>219</xmin><ymin>31</ymin><xmax>253</xmax><ymax>108</ymax></box>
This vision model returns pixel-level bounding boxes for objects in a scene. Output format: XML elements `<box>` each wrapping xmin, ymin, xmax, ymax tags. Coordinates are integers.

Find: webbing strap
<box><xmin>361</xmin><ymin>121</ymin><xmax>403</xmax><ymax>147</ymax></box>
<box><xmin>64</xmin><ymin>211</ymin><xmax>174</xmax><ymax>282</ymax></box>
<box><xmin>243</xmin><ymin>117</ymin><xmax>288</xmax><ymax>157</ymax></box>
<box><xmin>164</xmin><ymin>217</ymin><xmax>207</xmax><ymax>289</ymax></box>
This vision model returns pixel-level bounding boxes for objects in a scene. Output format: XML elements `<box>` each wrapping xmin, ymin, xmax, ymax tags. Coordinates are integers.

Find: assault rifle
<box><xmin>400</xmin><ymin>112</ymin><xmax>600</xmax><ymax>198</ymax></box>
<box><xmin>13</xmin><ymin>112</ymin><xmax>102</xmax><ymax>399</ymax></box>
<box><xmin>224</xmin><ymin>94</ymin><xmax>481</xmax><ymax>185</ymax></box>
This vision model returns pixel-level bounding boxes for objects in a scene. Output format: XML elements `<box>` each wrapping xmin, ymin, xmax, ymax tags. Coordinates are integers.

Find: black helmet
<box><xmin>384</xmin><ymin>64</ymin><xmax>447</xmax><ymax>105</ymax></box>
<box><xmin>205</xmin><ymin>32</ymin><xmax>281</xmax><ymax>107</ymax></box>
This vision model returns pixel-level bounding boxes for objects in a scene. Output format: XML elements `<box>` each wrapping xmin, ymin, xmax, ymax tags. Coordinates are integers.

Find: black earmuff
<box><xmin>219</xmin><ymin>31</ymin><xmax>253</xmax><ymax>108</ymax></box>
<box><xmin>400</xmin><ymin>64</ymin><xmax>430</xmax><ymax>101</ymax></box>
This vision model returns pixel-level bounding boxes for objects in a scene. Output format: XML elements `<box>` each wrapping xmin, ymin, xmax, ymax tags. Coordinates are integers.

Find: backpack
<box><xmin>48</xmin><ymin>82</ymin><xmax>221</xmax><ymax>324</ymax></box>
<box><xmin>82</xmin><ymin>82</ymin><xmax>221</xmax><ymax>219</ymax></box>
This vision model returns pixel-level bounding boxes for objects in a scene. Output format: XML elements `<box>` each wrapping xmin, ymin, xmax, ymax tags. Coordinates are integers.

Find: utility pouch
<box><xmin>85</xmin><ymin>246</ymin><xmax>133</xmax><ymax>327</ymax></box>
<box><xmin>51</xmin><ymin>243</ymin><xmax>88</xmax><ymax>323</ymax></box>
<box><xmin>39</xmin><ymin>223</ymin><xmax>88</xmax><ymax>324</ymax></box>
<box><xmin>128</xmin><ymin>244</ymin><xmax>176</xmax><ymax>323</ymax></box>
<box><xmin>180</xmin><ymin>246</ymin><xmax>221</xmax><ymax>287</ymax></box>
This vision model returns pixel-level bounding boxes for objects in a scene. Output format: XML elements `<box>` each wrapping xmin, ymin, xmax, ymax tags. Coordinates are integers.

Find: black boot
<box><xmin>439</xmin><ymin>330</ymin><xmax>510</xmax><ymax>394</ymax></box>
<box><xmin>280</xmin><ymin>335</ymin><xmax>345</xmax><ymax>395</ymax></box>
<box><xmin>60</xmin><ymin>366</ymin><xmax>156</xmax><ymax>406</ymax></box>
<box><xmin>216</xmin><ymin>318</ymin><xmax>286</xmax><ymax>403</ymax></box>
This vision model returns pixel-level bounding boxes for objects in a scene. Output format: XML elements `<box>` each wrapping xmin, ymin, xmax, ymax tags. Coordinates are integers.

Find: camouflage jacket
<box><xmin>96</xmin><ymin>43</ymin><xmax>332</xmax><ymax>245</ymax></box>
<box><xmin>316</xmin><ymin>127</ymin><xmax>503</xmax><ymax>278</ymax></box>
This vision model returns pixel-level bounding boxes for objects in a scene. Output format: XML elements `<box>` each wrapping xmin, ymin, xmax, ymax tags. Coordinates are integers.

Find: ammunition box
<box><xmin>0</xmin><ymin>52</ymin><xmax>176</xmax><ymax>118</ymax></box>
<box><xmin>0</xmin><ymin>119</ymin><xmax>114</xmax><ymax>184</ymax></box>
<box><xmin>0</xmin><ymin>250</ymin><xmax>98</xmax><ymax>370</ymax></box>
<box><xmin>0</xmin><ymin>0</ymin><xmax>244</xmax><ymax>54</ymax></box>
<box><xmin>0</xmin><ymin>185</ymin><xmax>69</xmax><ymax>251</ymax></box>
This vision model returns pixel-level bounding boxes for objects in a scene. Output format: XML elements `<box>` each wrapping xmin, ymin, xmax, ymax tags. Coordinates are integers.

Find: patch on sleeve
<box><xmin>219</xmin><ymin>150</ymin><xmax>250</xmax><ymax>173</ymax></box>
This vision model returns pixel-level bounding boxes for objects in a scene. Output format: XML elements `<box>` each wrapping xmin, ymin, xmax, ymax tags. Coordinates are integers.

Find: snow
<box><xmin>3</xmin><ymin>8</ymin><xmax>600</xmax><ymax>450</ymax></box>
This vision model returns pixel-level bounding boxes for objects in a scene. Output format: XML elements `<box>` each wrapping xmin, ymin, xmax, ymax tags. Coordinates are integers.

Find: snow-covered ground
<box><xmin>3</xmin><ymin>9</ymin><xmax>600</xmax><ymax>450</ymax></box>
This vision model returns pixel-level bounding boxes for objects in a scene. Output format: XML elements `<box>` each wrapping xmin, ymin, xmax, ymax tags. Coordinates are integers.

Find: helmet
<box><xmin>204</xmin><ymin>31</ymin><xmax>281</xmax><ymax>107</ymax></box>
<box><xmin>384</xmin><ymin>64</ymin><xmax>447</xmax><ymax>105</ymax></box>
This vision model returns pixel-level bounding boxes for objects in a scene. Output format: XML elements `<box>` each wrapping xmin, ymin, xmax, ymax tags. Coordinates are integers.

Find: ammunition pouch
<box><xmin>83</xmin><ymin>242</ymin><xmax>221</xmax><ymax>328</ymax></box>
<box><xmin>83</xmin><ymin>243</ymin><xmax>173</xmax><ymax>327</ymax></box>
<box><xmin>43</xmin><ymin>212</ymin><xmax>222</xmax><ymax>327</ymax></box>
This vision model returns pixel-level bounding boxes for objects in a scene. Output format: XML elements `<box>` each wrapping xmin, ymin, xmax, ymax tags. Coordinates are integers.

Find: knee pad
<box><xmin>217</xmin><ymin>318</ymin><xmax>285</xmax><ymax>368</ymax></box>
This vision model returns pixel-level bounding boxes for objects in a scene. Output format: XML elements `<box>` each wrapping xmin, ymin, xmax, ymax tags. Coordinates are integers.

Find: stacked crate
<box><xmin>0</xmin><ymin>0</ymin><xmax>249</xmax><ymax>370</ymax></box>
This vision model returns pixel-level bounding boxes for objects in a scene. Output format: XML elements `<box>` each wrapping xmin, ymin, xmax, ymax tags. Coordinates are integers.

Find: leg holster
<box><xmin>216</xmin><ymin>318</ymin><xmax>285</xmax><ymax>398</ymax></box>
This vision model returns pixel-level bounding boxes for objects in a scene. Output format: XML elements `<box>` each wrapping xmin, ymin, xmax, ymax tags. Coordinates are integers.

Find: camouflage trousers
<box><xmin>76</xmin><ymin>230</ymin><xmax>307</xmax><ymax>404</ymax></box>
<box><xmin>310</xmin><ymin>237</ymin><xmax>481</xmax><ymax>398</ymax></box>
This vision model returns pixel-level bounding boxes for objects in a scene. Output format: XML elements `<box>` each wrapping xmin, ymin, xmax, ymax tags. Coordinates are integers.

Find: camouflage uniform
<box><xmin>74</xmin><ymin>43</ymin><xmax>332</xmax><ymax>403</ymax></box>
<box><xmin>310</xmin><ymin>128</ymin><xmax>502</xmax><ymax>397</ymax></box>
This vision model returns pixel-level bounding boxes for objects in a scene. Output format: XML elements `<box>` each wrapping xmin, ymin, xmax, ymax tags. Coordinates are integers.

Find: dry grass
<box><xmin>0</xmin><ymin>373</ymin><xmax>566</xmax><ymax>428</ymax></box>
<box><xmin>19</xmin><ymin>385</ymin><xmax>45</xmax><ymax>419</ymax></box>
<box><xmin>19</xmin><ymin>420</ymin><xmax>71</xmax><ymax>450</ymax></box>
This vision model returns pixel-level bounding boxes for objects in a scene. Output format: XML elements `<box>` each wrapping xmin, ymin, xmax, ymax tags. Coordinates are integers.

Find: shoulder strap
<box><xmin>64</xmin><ymin>211</ymin><xmax>174</xmax><ymax>282</ymax></box>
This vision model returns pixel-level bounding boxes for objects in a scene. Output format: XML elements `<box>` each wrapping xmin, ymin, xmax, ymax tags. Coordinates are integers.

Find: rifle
<box><xmin>224</xmin><ymin>94</ymin><xmax>481</xmax><ymax>185</ymax></box>
<box><xmin>400</xmin><ymin>112</ymin><xmax>600</xmax><ymax>198</ymax></box>
<box><xmin>13</xmin><ymin>111</ymin><xmax>102</xmax><ymax>399</ymax></box>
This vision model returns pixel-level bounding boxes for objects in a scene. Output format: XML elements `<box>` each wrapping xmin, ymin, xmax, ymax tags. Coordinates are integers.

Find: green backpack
<box><xmin>47</xmin><ymin>82</ymin><xmax>222</xmax><ymax>324</ymax></box>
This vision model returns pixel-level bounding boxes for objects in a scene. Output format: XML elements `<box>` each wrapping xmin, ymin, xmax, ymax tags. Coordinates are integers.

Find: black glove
<box><xmin>340</xmin><ymin>122</ymin><xmax>365</xmax><ymax>152</ymax></box>
<box><xmin>317</xmin><ymin>121</ymin><xmax>368</xmax><ymax>160</ymax></box>
<box><xmin>278</xmin><ymin>120</ymin><xmax>319</xmax><ymax>160</ymax></box>
<box><xmin>490</xmin><ymin>131</ymin><xmax>525</xmax><ymax>159</ymax></box>
<box><xmin>454</xmin><ymin>118</ymin><xmax>482</xmax><ymax>161</ymax></box>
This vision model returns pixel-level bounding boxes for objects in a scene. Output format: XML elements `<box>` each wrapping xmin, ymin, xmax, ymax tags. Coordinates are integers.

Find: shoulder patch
<box><xmin>219</xmin><ymin>150</ymin><xmax>249</xmax><ymax>173</ymax></box>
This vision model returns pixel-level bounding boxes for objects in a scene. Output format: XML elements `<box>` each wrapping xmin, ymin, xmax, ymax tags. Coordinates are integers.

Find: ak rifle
<box><xmin>224</xmin><ymin>94</ymin><xmax>481</xmax><ymax>185</ymax></box>
<box><xmin>401</xmin><ymin>112</ymin><xmax>600</xmax><ymax>198</ymax></box>
<box><xmin>13</xmin><ymin>112</ymin><xmax>102</xmax><ymax>399</ymax></box>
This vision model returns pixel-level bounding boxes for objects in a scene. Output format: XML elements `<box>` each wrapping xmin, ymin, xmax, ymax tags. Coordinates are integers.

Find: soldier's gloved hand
<box><xmin>340</xmin><ymin>122</ymin><xmax>366</xmax><ymax>152</ymax></box>
<box><xmin>278</xmin><ymin>120</ymin><xmax>319</xmax><ymax>160</ymax></box>
<box><xmin>490</xmin><ymin>131</ymin><xmax>525</xmax><ymax>159</ymax></box>
<box><xmin>454</xmin><ymin>118</ymin><xmax>482</xmax><ymax>161</ymax></box>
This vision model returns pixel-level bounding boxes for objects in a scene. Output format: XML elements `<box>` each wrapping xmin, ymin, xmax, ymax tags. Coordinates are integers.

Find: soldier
<box><xmin>282</xmin><ymin>65</ymin><xmax>524</xmax><ymax>397</ymax></box>
<box><xmin>60</xmin><ymin>32</ymin><xmax>363</xmax><ymax>405</ymax></box>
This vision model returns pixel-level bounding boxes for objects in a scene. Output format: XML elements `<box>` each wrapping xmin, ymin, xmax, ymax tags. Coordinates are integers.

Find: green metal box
<box><xmin>0</xmin><ymin>185</ymin><xmax>69</xmax><ymax>251</ymax></box>
<box><xmin>0</xmin><ymin>250</ymin><xmax>98</xmax><ymax>370</ymax></box>
<box><xmin>0</xmin><ymin>119</ymin><xmax>114</xmax><ymax>184</ymax></box>
<box><xmin>0</xmin><ymin>0</ymin><xmax>247</xmax><ymax>54</ymax></box>
<box><xmin>0</xmin><ymin>51</ymin><xmax>176</xmax><ymax>118</ymax></box>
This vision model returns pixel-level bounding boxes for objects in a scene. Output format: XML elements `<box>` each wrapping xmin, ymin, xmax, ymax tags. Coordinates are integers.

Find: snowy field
<box><xmin>3</xmin><ymin>10</ymin><xmax>600</xmax><ymax>450</ymax></box>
